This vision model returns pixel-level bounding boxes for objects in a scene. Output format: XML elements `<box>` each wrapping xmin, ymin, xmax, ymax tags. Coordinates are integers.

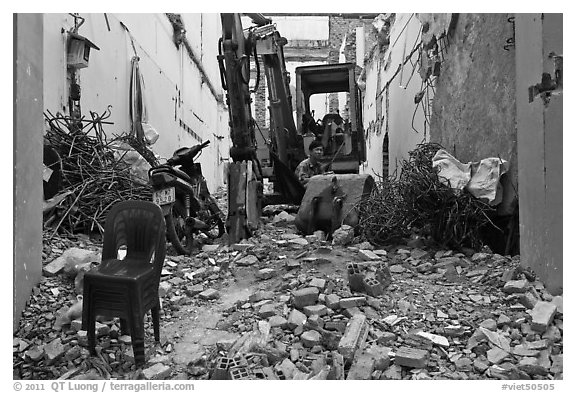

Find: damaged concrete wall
<box><xmin>42</xmin><ymin>13</ymin><xmax>229</xmax><ymax>191</ymax></box>
<box><xmin>423</xmin><ymin>13</ymin><xmax>517</xmax><ymax>213</ymax></box>
<box><xmin>14</xmin><ymin>13</ymin><xmax>44</xmax><ymax>332</ymax></box>
<box><xmin>362</xmin><ymin>12</ymin><xmax>562</xmax><ymax>293</ymax></box>
<box><xmin>362</xmin><ymin>13</ymin><xmax>516</xmax><ymax>197</ymax></box>
<box><xmin>361</xmin><ymin>13</ymin><xmax>429</xmax><ymax>178</ymax></box>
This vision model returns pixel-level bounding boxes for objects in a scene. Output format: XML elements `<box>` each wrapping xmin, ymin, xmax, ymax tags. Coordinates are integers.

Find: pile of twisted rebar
<box><xmin>358</xmin><ymin>142</ymin><xmax>497</xmax><ymax>250</ymax></box>
<box><xmin>43</xmin><ymin>109</ymin><xmax>152</xmax><ymax>237</ymax></box>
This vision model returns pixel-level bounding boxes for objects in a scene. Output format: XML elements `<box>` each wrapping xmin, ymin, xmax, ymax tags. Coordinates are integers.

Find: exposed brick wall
<box><xmin>327</xmin><ymin>16</ymin><xmax>378</xmax><ymax>119</ymax></box>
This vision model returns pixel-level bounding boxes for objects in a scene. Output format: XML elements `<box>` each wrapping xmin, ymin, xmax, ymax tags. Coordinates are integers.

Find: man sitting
<box><xmin>295</xmin><ymin>140</ymin><xmax>327</xmax><ymax>186</ymax></box>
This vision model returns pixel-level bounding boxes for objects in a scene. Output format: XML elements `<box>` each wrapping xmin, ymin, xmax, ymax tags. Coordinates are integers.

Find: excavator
<box><xmin>218</xmin><ymin>13</ymin><xmax>374</xmax><ymax>243</ymax></box>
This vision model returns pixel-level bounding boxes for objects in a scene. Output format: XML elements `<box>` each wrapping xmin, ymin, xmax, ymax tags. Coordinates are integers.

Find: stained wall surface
<box><xmin>14</xmin><ymin>13</ymin><xmax>44</xmax><ymax>332</ymax></box>
<box><xmin>427</xmin><ymin>13</ymin><xmax>517</xmax><ymax>213</ymax></box>
<box><xmin>361</xmin><ymin>13</ymin><xmax>429</xmax><ymax>179</ymax></box>
<box><xmin>14</xmin><ymin>13</ymin><xmax>229</xmax><ymax>329</ymax></box>
<box><xmin>42</xmin><ymin>13</ymin><xmax>229</xmax><ymax>191</ymax></box>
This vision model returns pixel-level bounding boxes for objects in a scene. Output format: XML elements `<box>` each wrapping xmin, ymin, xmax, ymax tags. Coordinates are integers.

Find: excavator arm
<box><xmin>219</xmin><ymin>13</ymin><xmax>305</xmax><ymax>243</ymax></box>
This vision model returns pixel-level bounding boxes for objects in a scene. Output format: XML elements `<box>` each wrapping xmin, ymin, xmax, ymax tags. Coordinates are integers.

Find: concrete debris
<box><xmin>502</xmin><ymin>279</ymin><xmax>529</xmax><ymax>294</ymax></box>
<box><xmin>395</xmin><ymin>346</ymin><xmax>429</xmax><ymax>368</ymax></box>
<box><xmin>331</xmin><ymin>225</ymin><xmax>354</xmax><ymax>246</ymax></box>
<box><xmin>236</xmin><ymin>255</ymin><xmax>259</xmax><ymax>266</ymax></box>
<box><xmin>17</xmin><ymin>213</ymin><xmax>563</xmax><ymax>381</ymax></box>
<box><xmin>143</xmin><ymin>363</ymin><xmax>172</xmax><ymax>380</ymax></box>
<box><xmin>338</xmin><ymin>314</ymin><xmax>368</xmax><ymax>360</ymax></box>
<box><xmin>529</xmin><ymin>301</ymin><xmax>557</xmax><ymax>333</ymax></box>
<box><xmin>273</xmin><ymin>211</ymin><xmax>296</xmax><ymax>224</ymax></box>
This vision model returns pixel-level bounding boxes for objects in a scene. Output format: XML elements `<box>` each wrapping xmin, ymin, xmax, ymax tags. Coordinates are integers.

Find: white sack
<box><xmin>432</xmin><ymin>149</ymin><xmax>509</xmax><ymax>206</ymax></box>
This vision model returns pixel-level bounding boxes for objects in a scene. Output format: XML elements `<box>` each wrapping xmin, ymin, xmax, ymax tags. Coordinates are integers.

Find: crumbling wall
<box><xmin>361</xmin><ymin>13</ymin><xmax>428</xmax><ymax>179</ymax></box>
<box><xmin>424</xmin><ymin>13</ymin><xmax>517</xmax><ymax>213</ymax></box>
<box><xmin>328</xmin><ymin>16</ymin><xmax>377</xmax><ymax>118</ymax></box>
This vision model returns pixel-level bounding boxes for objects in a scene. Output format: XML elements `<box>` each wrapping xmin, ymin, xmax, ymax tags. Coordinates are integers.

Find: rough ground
<box><xmin>13</xmin><ymin>205</ymin><xmax>563</xmax><ymax>381</ymax></box>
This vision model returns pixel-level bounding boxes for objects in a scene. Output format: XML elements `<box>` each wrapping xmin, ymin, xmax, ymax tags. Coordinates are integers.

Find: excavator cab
<box><xmin>295</xmin><ymin>63</ymin><xmax>366</xmax><ymax>173</ymax></box>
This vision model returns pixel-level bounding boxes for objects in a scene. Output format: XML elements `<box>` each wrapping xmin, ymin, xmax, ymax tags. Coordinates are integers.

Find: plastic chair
<box><xmin>82</xmin><ymin>200</ymin><xmax>166</xmax><ymax>367</ymax></box>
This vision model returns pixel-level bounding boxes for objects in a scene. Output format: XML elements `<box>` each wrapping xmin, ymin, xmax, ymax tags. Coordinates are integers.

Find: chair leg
<box><xmin>87</xmin><ymin>301</ymin><xmax>97</xmax><ymax>356</ymax></box>
<box><xmin>151</xmin><ymin>305</ymin><xmax>160</xmax><ymax>342</ymax></box>
<box><xmin>81</xmin><ymin>286</ymin><xmax>90</xmax><ymax>331</ymax></box>
<box><xmin>127</xmin><ymin>296</ymin><xmax>146</xmax><ymax>367</ymax></box>
<box><xmin>81</xmin><ymin>284</ymin><xmax>97</xmax><ymax>355</ymax></box>
<box><xmin>130</xmin><ymin>319</ymin><xmax>146</xmax><ymax>367</ymax></box>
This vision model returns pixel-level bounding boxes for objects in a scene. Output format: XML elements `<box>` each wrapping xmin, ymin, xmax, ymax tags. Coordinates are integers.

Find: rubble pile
<box><xmin>358</xmin><ymin>142</ymin><xmax>496</xmax><ymax>250</ymax></box>
<box><xmin>14</xmin><ymin>210</ymin><xmax>562</xmax><ymax>381</ymax></box>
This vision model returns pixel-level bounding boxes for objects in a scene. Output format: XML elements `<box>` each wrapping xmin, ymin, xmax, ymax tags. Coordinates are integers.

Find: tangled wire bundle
<box><xmin>358</xmin><ymin>142</ymin><xmax>497</xmax><ymax>250</ymax></box>
<box><xmin>43</xmin><ymin>110</ymin><xmax>152</xmax><ymax>236</ymax></box>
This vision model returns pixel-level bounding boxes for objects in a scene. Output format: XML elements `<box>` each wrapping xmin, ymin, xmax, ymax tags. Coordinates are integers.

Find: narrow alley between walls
<box><xmin>14</xmin><ymin>11</ymin><xmax>563</xmax><ymax>386</ymax></box>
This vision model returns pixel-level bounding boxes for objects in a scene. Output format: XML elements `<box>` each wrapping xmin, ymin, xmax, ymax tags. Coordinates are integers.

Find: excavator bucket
<box><xmin>294</xmin><ymin>174</ymin><xmax>374</xmax><ymax>236</ymax></box>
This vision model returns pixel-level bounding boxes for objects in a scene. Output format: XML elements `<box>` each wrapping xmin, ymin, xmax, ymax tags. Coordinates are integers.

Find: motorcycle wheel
<box><xmin>166</xmin><ymin>200</ymin><xmax>194</xmax><ymax>255</ymax></box>
<box><xmin>202</xmin><ymin>197</ymin><xmax>225</xmax><ymax>239</ymax></box>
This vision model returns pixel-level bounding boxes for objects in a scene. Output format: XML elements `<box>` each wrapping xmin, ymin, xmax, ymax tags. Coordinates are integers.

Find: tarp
<box><xmin>129</xmin><ymin>56</ymin><xmax>159</xmax><ymax>145</ymax></box>
<box><xmin>432</xmin><ymin>149</ymin><xmax>509</xmax><ymax>206</ymax></box>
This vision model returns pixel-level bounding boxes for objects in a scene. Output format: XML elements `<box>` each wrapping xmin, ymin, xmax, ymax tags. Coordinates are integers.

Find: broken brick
<box><xmin>287</xmin><ymin>309</ymin><xmax>307</xmax><ymax>330</ymax></box>
<box><xmin>44</xmin><ymin>338</ymin><xmax>65</xmax><ymax>365</ymax></box>
<box><xmin>229</xmin><ymin>366</ymin><xmax>253</xmax><ymax>380</ymax></box>
<box><xmin>325</xmin><ymin>294</ymin><xmax>341</xmax><ymax>309</ymax></box>
<box><xmin>342</xmin><ymin>306</ymin><xmax>363</xmax><ymax>318</ymax></box>
<box><xmin>502</xmin><ymin>279</ymin><xmax>529</xmax><ymax>294</ymax></box>
<box><xmin>394</xmin><ymin>346</ymin><xmax>429</xmax><ymax>368</ymax></box>
<box><xmin>377</xmin><ymin>332</ymin><xmax>397</xmax><ymax>345</ymax></box>
<box><xmin>256</xmin><ymin>268</ymin><xmax>276</xmax><ymax>280</ymax></box>
<box><xmin>519</xmin><ymin>292</ymin><xmax>539</xmax><ymax>309</ymax></box>
<box><xmin>324</xmin><ymin>320</ymin><xmax>347</xmax><ymax>334</ymax></box>
<box><xmin>258</xmin><ymin>304</ymin><xmax>277</xmax><ymax>319</ymax></box>
<box><xmin>143</xmin><ymin>363</ymin><xmax>172</xmax><ymax>380</ymax></box>
<box><xmin>309</xmin><ymin>277</ymin><xmax>326</xmax><ymax>290</ymax></box>
<box><xmin>347</xmin><ymin>263</ymin><xmax>365</xmax><ymax>292</ymax></box>
<box><xmin>486</xmin><ymin>347</ymin><xmax>509</xmax><ymax>365</ymax></box>
<box><xmin>291</xmin><ymin>287</ymin><xmax>320</xmax><ymax>308</ymax></box>
<box><xmin>346</xmin><ymin>351</ymin><xmax>375</xmax><ymax>379</ymax></box>
<box><xmin>199</xmin><ymin>288</ymin><xmax>219</xmax><ymax>300</ymax></box>
<box><xmin>339</xmin><ymin>296</ymin><xmax>367</xmax><ymax>309</ymax></box>
<box><xmin>517</xmin><ymin>357</ymin><xmax>549</xmax><ymax>376</ymax></box>
<box><xmin>307</xmin><ymin>314</ymin><xmax>324</xmax><ymax>329</ymax></box>
<box><xmin>358</xmin><ymin>249</ymin><xmax>381</xmax><ymax>261</ymax></box>
<box><xmin>249</xmin><ymin>290</ymin><xmax>275</xmax><ymax>303</ymax></box>
<box><xmin>338</xmin><ymin>314</ymin><xmax>368</xmax><ymax>360</ymax></box>
<box><xmin>363</xmin><ymin>277</ymin><xmax>384</xmax><ymax>297</ymax></box>
<box><xmin>530</xmin><ymin>301</ymin><xmax>557</xmax><ymax>333</ymax></box>
<box><xmin>479</xmin><ymin>319</ymin><xmax>497</xmax><ymax>331</ymax></box>
<box><xmin>303</xmin><ymin>304</ymin><xmax>329</xmax><ymax>317</ymax></box>
<box><xmin>301</xmin><ymin>330</ymin><xmax>322</xmax><ymax>348</ymax></box>
<box><xmin>268</xmin><ymin>316</ymin><xmax>289</xmax><ymax>329</ymax></box>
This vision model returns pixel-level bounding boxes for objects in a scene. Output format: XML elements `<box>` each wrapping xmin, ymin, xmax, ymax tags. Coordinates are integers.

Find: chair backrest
<box><xmin>102</xmin><ymin>200</ymin><xmax>166</xmax><ymax>274</ymax></box>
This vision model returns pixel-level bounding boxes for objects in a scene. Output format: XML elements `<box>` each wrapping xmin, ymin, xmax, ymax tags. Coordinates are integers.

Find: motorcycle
<box><xmin>148</xmin><ymin>140</ymin><xmax>225</xmax><ymax>255</ymax></box>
